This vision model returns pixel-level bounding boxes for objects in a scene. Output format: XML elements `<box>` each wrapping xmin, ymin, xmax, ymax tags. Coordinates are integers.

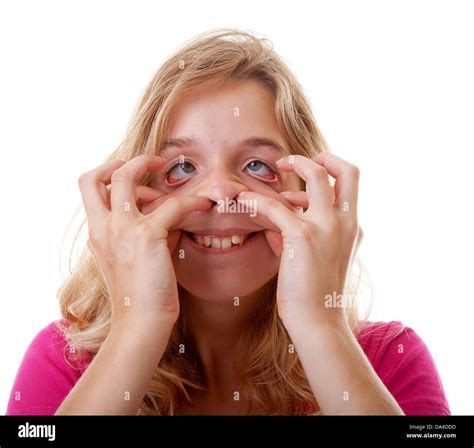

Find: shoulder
<box><xmin>18</xmin><ymin>319</ymin><xmax>89</xmax><ymax>370</ymax></box>
<box><xmin>357</xmin><ymin>320</ymin><xmax>435</xmax><ymax>373</ymax></box>
<box><xmin>25</xmin><ymin>320</ymin><xmax>70</xmax><ymax>354</ymax></box>
<box><xmin>356</xmin><ymin>320</ymin><xmax>407</xmax><ymax>367</ymax></box>
<box><xmin>356</xmin><ymin>320</ymin><xmax>450</xmax><ymax>415</ymax></box>
<box><xmin>7</xmin><ymin>319</ymin><xmax>90</xmax><ymax>415</ymax></box>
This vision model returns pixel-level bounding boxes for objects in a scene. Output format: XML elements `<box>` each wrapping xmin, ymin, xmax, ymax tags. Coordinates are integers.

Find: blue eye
<box><xmin>166</xmin><ymin>161</ymin><xmax>196</xmax><ymax>184</ymax></box>
<box><xmin>245</xmin><ymin>160</ymin><xmax>277</xmax><ymax>181</ymax></box>
<box><xmin>165</xmin><ymin>159</ymin><xmax>276</xmax><ymax>185</ymax></box>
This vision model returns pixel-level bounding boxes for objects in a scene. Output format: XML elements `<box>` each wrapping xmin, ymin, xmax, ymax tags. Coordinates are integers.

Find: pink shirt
<box><xmin>6</xmin><ymin>319</ymin><xmax>450</xmax><ymax>415</ymax></box>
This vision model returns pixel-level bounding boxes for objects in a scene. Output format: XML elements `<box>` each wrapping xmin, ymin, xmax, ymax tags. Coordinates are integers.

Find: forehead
<box><xmin>164</xmin><ymin>78</ymin><xmax>283</xmax><ymax>149</ymax></box>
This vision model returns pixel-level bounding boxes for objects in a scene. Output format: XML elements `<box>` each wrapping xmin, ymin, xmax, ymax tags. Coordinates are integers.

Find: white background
<box><xmin>0</xmin><ymin>0</ymin><xmax>472</xmax><ymax>414</ymax></box>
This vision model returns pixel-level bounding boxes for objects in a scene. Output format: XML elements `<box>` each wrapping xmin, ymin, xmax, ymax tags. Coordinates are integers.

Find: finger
<box><xmin>136</xmin><ymin>186</ymin><xmax>163</xmax><ymax>204</ymax></box>
<box><xmin>78</xmin><ymin>160</ymin><xmax>125</xmax><ymax>229</ymax></box>
<box><xmin>280</xmin><ymin>191</ymin><xmax>309</xmax><ymax>208</ymax></box>
<box><xmin>276</xmin><ymin>155</ymin><xmax>333</xmax><ymax>219</ymax></box>
<box><xmin>355</xmin><ymin>225</ymin><xmax>363</xmax><ymax>251</ymax></box>
<box><xmin>264</xmin><ymin>230</ymin><xmax>283</xmax><ymax>257</ymax></box>
<box><xmin>221</xmin><ymin>190</ymin><xmax>297</xmax><ymax>232</ymax></box>
<box><xmin>237</xmin><ymin>191</ymin><xmax>301</xmax><ymax>235</ymax></box>
<box><xmin>148</xmin><ymin>196</ymin><xmax>212</xmax><ymax>231</ymax></box>
<box><xmin>136</xmin><ymin>186</ymin><xmax>166</xmax><ymax>215</ymax></box>
<box><xmin>312</xmin><ymin>152</ymin><xmax>360</xmax><ymax>215</ymax></box>
<box><xmin>280</xmin><ymin>190</ymin><xmax>336</xmax><ymax>215</ymax></box>
<box><xmin>110</xmin><ymin>155</ymin><xmax>167</xmax><ymax>219</ymax></box>
<box><xmin>167</xmin><ymin>229</ymin><xmax>182</xmax><ymax>254</ymax></box>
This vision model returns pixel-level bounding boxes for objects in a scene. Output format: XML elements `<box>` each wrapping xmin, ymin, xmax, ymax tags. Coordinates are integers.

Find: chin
<box><xmin>176</xmin><ymin>269</ymin><xmax>277</xmax><ymax>302</ymax></box>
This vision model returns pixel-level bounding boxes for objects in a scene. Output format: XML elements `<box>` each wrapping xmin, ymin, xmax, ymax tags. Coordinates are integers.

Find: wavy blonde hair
<box><xmin>58</xmin><ymin>28</ymin><xmax>371</xmax><ymax>415</ymax></box>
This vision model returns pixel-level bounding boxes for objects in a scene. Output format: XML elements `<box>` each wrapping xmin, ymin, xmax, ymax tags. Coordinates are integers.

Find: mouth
<box><xmin>182</xmin><ymin>230</ymin><xmax>263</xmax><ymax>253</ymax></box>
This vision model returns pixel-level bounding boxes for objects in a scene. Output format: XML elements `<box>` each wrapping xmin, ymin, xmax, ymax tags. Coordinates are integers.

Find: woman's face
<box><xmin>149</xmin><ymin>78</ymin><xmax>301</xmax><ymax>301</ymax></box>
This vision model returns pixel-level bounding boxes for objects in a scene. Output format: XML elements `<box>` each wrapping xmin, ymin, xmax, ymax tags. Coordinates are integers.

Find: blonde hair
<box><xmin>58</xmin><ymin>28</ymin><xmax>371</xmax><ymax>415</ymax></box>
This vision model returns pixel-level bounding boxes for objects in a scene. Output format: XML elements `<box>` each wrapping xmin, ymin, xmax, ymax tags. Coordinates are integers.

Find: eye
<box><xmin>166</xmin><ymin>160</ymin><xmax>196</xmax><ymax>185</ymax></box>
<box><xmin>245</xmin><ymin>160</ymin><xmax>277</xmax><ymax>181</ymax></box>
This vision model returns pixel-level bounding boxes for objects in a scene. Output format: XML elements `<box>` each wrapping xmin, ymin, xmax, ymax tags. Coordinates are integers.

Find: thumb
<box><xmin>136</xmin><ymin>186</ymin><xmax>165</xmax><ymax>214</ymax></box>
<box><xmin>265</xmin><ymin>230</ymin><xmax>283</xmax><ymax>258</ymax></box>
<box><xmin>136</xmin><ymin>187</ymin><xmax>185</xmax><ymax>252</ymax></box>
<box><xmin>167</xmin><ymin>229</ymin><xmax>182</xmax><ymax>254</ymax></box>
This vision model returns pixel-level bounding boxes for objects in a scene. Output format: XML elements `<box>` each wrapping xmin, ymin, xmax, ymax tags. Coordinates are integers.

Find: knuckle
<box><xmin>135</xmin><ymin>220</ymin><xmax>162</xmax><ymax>241</ymax></box>
<box><xmin>136</xmin><ymin>221</ymin><xmax>151</xmax><ymax>236</ymax></box>
<box><xmin>266</xmin><ymin>197</ymin><xmax>280</xmax><ymax>211</ymax></box>
<box><xmin>106</xmin><ymin>221</ymin><xmax>125</xmax><ymax>242</ymax></box>
<box><xmin>163</xmin><ymin>197</ymin><xmax>180</xmax><ymax>211</ymax></box>
<box><xmin>293</xmin><ymin>222</ymin><xmax>314</xmax><ymax>240</ymax></box>
<box><xmin>78</xmin><ymin>172</ymin><xmax>91</xmax><ymax>190</ymax></box>
<box><xmin>88</xmin><ymin>228</ymin><xmax>103</xmax><ymax>247</ymax></box>
<box><xmin>111</xmin><ymin>169</ymin><xmax>129</xmax><ymax>183</ymax></box>
<box><xmin>324</xmin><ymin>218</ymin><xmax>339</xmax><ymax>234</ymax></box>
<box><xmin>135</xmin><ymin>154</ymin><xmax>155</xmax><ymax>163</ymax></box>
<box><xmin>312</xmin><ymin>164</ymin><xmax>329</xmax><ymax>181</ymax></box>
<box><xmin>349</xmin><ymin>164</ymin><xmax>360</xmax><ymax>179</ymax></box>
<box><xmin>343</xmin><ymin>218</ymin><xmax>359</xmax><ymax>239</ymax></box>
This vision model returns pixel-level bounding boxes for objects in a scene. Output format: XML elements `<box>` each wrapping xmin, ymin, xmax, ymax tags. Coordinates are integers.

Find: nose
<box><xmin>194</xmin><ymin>161</ymin><xmax>245</xmax><ymax>206</ymax></box>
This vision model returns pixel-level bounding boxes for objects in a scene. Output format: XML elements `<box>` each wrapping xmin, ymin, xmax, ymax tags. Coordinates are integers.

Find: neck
<box><xmin>180</xmin><ymin>284</ymin><xmax>271</xmax><ymax>385</ymax></box>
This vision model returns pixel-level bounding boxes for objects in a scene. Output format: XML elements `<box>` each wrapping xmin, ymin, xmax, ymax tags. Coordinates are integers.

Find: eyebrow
<box><xmin>160</xmin><ymin>136</ymin><xmax>285</xmax><ymax>153</ymax></box>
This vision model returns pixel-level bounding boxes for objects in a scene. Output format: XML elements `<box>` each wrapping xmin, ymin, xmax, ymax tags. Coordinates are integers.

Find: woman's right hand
<box><xmin>78</xmin><ymin>154</ymin><xmax>212</xmax><ymax>333</ymax></box>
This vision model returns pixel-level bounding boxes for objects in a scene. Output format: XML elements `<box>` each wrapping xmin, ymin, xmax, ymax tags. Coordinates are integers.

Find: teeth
<box><xmin>231</xmin><ymin>235</ymin><xmax>241</xmax><ymax>245</ymax></box>
<box><xmin>211</xmin><ymin>238</ymin><xmax>221</xmax><ymax>249</ymax></box>
<box><xmin>221</xmin><ymin>237</ymin><xmax>232</xmax><ymax>249</ymax></box>
<box><xmin>191</xmin><ymin>233</ymin><xmax>252</xmax><ymax>249</ymax></box>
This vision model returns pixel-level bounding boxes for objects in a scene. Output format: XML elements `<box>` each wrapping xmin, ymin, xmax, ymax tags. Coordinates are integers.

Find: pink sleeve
<box><xmin>6</xmin><ymin>320</ymin><xmax>89</xmax><ymax>416</ymax></box>
<box><xmin>358</xmin><ymin>321</ymin><xmax>450</xmax><ymax>415</ymax></box>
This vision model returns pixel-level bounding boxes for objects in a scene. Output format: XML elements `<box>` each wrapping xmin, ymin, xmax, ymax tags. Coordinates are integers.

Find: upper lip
<box><xmin>182</xmin><ymin>228</ymin><xmax>261</xmax><ymax>236</ymax></box>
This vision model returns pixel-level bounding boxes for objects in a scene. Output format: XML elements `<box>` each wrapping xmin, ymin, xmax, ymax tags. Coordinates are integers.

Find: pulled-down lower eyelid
<box><xmin>248</xmin><ymin>172</ymin><xmax>279</xmax><ymax>182</ymax></box>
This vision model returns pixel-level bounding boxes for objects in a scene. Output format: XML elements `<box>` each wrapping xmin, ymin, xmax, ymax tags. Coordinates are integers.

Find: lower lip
<box><xmin>182</xmin><ymin>231</ymin><xmax>264</xmax><ymax>255</ymax></box>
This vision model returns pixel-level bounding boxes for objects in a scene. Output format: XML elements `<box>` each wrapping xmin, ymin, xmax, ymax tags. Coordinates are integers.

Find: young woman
<box><xmin>7</xmin><ymin>28</ymin><xmax>450</xmax><ymax>415</ymax></box>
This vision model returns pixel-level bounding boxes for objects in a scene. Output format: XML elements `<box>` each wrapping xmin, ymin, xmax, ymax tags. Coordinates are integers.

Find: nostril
<box><xmin>210</xmin><ymin>200</ymin><xmax>218</xmax><ymax>207</ymax></box>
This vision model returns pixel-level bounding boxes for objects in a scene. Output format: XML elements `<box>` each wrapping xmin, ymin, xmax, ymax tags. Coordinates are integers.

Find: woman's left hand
<box><xmin>237</xmin><ymin>153</ymin><xmax>363</xmax><ymax>333</ymax></box>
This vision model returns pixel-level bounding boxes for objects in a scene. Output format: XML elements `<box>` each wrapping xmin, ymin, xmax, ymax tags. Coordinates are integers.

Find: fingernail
<box><xmin>280</xmin><ymin>191</ymin><xmax>293</xmax><ymax>198</ymax></box>
<box><xmin>276</xmin><ymin>157</ymin><xmax>286</xmax><ymax>165</ymax></box>
<box><xmin>238</xmin><ymin>191</ymin><xmax>246</xmax><ymax>197</ymax></box>
<box><xmin>294</xmin><ymin>206</ymin><xmax>304</xmax><ymax>215</ymax></box>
